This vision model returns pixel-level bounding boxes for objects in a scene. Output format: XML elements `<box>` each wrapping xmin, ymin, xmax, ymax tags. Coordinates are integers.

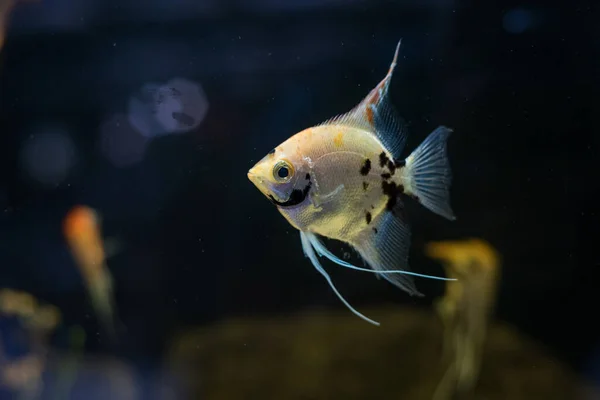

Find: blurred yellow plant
<box><xmin>426</xmin><ymin>238</ymin><xmax>500</xmax><ymax>400</ymax></box>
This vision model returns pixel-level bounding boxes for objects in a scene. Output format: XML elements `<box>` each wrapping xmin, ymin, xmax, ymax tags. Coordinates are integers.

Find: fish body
<box><xmin>248</xmin><ymin>40</ymin><xmax>456</xmax><ymax>325</ymax></box>
<box><xmin>63</xmin><ymin>205</ymin><xmax>119</xmax><ymax>341</ymax></box>
<box><xmin>257</xmin><ymin>124</ymin><xmax>390</xmax><ymax>238</ymax></box>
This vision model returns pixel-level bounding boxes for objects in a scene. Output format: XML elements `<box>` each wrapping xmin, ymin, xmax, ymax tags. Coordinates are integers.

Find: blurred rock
<box><xmin>42</xmin><ymin>352</ymin><xmax>139</xmax><ymax>400</ymax></box>
<box><xmin>166</xmin><ymin>306</ymin><xmax>597</xmax><ymax>400</ymax></box>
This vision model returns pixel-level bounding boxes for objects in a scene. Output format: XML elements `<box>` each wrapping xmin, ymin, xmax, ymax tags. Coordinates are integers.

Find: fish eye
<box><xmin>273</xmin><ymin>160</ymin><xmax>294</xmax><ymax>182</ymax></box>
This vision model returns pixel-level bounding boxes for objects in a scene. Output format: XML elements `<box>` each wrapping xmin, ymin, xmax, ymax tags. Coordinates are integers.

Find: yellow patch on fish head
<box><xmin>333</xmin><ymin>131</ymin><xmax>344</xmax><ymax>148</ymax></box>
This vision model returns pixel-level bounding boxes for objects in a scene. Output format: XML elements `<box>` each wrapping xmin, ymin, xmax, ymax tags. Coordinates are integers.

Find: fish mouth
<box><xmin>248</xmin><ymin>165</ymin><xmax>311</xmax><ymax>208</ymax></box>
<box><xmin>247</xmin><ymin>168</ymin><xmax>272</xmax><ymax>199</ymax></box>
<box><xmin>247</xmin><ymin>168</ymin><xmax>262</xmax><ymax>186</ymax></box>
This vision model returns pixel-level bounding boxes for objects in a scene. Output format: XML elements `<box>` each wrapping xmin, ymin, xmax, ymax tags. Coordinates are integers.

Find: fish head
<box><xmin>247</xmin><ymin>144</ymin><xmax>310</xmax><ymax>209</ymax></box>
<box><xmin>63</xmin><ymin>205</ymin><xmax>100</xmax><ymax>240</ymax></box>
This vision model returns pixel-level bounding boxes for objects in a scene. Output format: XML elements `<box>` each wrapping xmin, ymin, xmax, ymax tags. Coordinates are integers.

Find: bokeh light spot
<box><xmin>127</xmin><ymin>77</ymin><xmax>209</xmax><ymax>138</ymax></box>
<box><xmin>503</xmin><ymin>8</ymin><xmax>534</xmax><ymax>34</ymax></box>
<box><xmin>19</xmin><ymin>127</ymin><xmax>76</xmax><ymax>187</ymax></box>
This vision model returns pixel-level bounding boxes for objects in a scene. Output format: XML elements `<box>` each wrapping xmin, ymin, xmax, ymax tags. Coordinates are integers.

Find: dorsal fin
<box><xmin>319</xmin><ymin>39</ymin><xmax>408</xmax><ymax>159</ymax></box>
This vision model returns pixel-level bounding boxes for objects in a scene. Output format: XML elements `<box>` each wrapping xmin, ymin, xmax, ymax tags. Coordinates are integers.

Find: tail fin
<box><xmin>403</xmin><ymin>126</ymin><xmax>456</xmax><ymax>220</ymax></box>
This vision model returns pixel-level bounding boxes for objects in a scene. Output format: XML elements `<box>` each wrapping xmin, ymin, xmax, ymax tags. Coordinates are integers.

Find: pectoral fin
<box><xmin>310</xmin><ymin>184</ymin><xmax>345</xmax><ymax>209</ymax></box>
<box><xmin>300</xmin><ymin>231</ymin><xmax>380</xmax><ymax>326</ymax></box>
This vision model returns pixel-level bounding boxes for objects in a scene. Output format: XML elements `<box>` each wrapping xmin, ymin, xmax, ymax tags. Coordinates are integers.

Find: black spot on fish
<box><xmin>381</xmin><ymin>181</ymin><xmax>396</xmax><ymax>196</ymax></box>
<box><xmin>373</xmin><ymin>228</ymin><xmax>378</xmax><ymax>234</ymax></box>
<box><xmin>362</xmin><ymin>182</ymin><xmax>369</xmax><ymax>191</ymax></box>
<box><xmin>382</xmin><ymin>180</ymin><xmax>401</xmax><ymax>211</ymax></box>
<box><xmin>365</xmin><ymin>211</ymin><xmax>372</xmax><ymax>224</ymax></box>
<box><xmin>381</xmin><ymin>173</ymin><xmax>391</xmax><ymax>180</ymax></box>
<box><xmin>305</xmin><ymin>173</ymin><xmax>310</xmax><ymax>180</ymax></box>
<box><xmin>268</xmin><ymin>149</ymin><xmax>276</xmax><ymax>155</ymax></box>
<box><xmin>360</xmin><ymin>159</ymin><xmax>371</xmax><ymax>176</ymax></box>
<box><xmin>379</xmin><ymin>152</ymin><xmax>389</xmax><ymax>168</ymax></box>
<box><xmin>387</xmin><ymin>160</ymin><xmax>396</xmax><ymax>175</ymax></box>
<box><xmin>394</xmin><ymin>159</ymin><xmax>406</xmax><ymax>168</ymax></box>
<box><xmin>269</xmin><ymin>181</ymin><xmax>312</xmax><ymax>208</ymax></box>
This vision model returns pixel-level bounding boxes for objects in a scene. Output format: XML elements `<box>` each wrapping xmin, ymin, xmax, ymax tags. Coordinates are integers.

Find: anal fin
<box><xmin>350</xmin><ymin>202</ymin><xmax>424</xmax><ymax>297</ymax></box>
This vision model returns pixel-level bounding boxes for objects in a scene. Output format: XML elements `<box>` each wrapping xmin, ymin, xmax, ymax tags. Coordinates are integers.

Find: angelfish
<box><xmin>247</xmin><ymin>40</ymin><xmax>457</xmax><ymax>326</ymax></box>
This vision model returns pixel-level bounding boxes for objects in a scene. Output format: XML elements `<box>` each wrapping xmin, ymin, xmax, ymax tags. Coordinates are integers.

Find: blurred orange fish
<box><xmin>63</xmin><ymin>205</ymin><xmax>120</xmax><ymax>342</ymax></box>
